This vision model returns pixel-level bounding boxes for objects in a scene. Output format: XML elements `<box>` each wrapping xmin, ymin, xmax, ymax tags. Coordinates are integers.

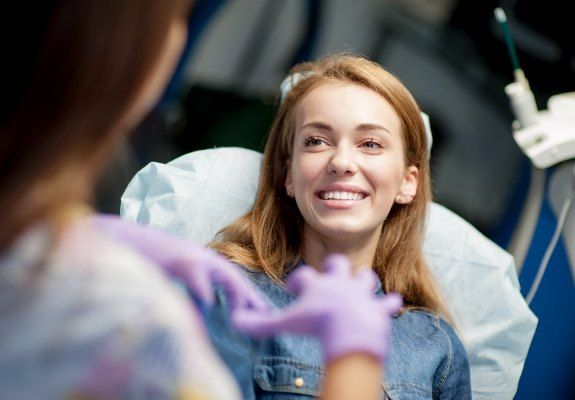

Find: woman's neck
<box><xmin>302</xmin><ymin>225</ymin><xmax>381</xmax><ymax>271</ymax></box>
<box><xmin>51</xmin><ymin>203</ymin><xmax>92</xmax><ymax>225</ymax></box>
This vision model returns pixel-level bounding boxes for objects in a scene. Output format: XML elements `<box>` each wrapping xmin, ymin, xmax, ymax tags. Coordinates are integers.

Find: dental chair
<box><xmin>121</xmin><ymin>146</ymin><xmax>537</xmax><ymax>400</ymax></box>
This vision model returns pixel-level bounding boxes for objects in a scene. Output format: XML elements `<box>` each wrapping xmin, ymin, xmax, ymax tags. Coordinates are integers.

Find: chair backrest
<box><xmin>121</xmin><ymin>146</ymin><xmax>537</xmax><ymax>399</ymax></box>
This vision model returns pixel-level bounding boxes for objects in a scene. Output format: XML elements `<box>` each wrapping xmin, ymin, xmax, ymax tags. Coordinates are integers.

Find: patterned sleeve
<box><xmin>67</xmin><ymin>298</ymin><xmax>243</xmax><ymax>400</ymax></box>
<box><xmin>0</xmin><ymin>224</ymin><xmax>242</xmax><ymax>400</ymax></box>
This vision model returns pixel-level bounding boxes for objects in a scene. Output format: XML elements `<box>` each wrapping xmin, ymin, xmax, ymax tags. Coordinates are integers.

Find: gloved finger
<box><xmin>207</xmin><ymin>262</ymin><xmax>269</xmax><ymax>311</ymax></box>
<box><xmin>232</xmin><ymin>305</ymin><xmax>311</xmax><ymax>338</ymax></box>
<box><xmin>354</xmin><ymin>267</ymin><xmax>379</xmax><ymax>292</ymax></box>
<box><xmin>185</xmin><ymin>245</ymin><xmax>221</xmax><ymax>267</ymax></box>
<box><xmin>285</xmin><ymin>266</ymin><xmax>319</xmax><ymax>295</ymax></box>
<box><xmin>187</xmin><ymin>248</ymin><xmax>268</xmax><ymax>310</ymax></box>
<box><xmin>179</xmin><ymin>265</ymin><xmax>215</xmax><ymax>305</ymax></box>
<box><xmin>219</xmin><ymin>277</ymin><xmax>269</xmax><ymax>311</ymax></box>
<box><xmin>378</xmin><ymin>292</ymin><xmax>403</xmax><ymax>316</ymax></box>
<box><xmin>322</xmin><ymin>253</ymin><xmax>352</xmax><ymax>275</ymax></box>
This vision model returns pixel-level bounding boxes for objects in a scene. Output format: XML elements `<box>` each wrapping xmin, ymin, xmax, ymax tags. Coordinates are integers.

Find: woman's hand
<box><xmin>91</xmin><ymin>214</ymin><xmax>268</xmax><ymax>312</ymax></box>
<box><xmin>232</xmin><ymin>254</ymin><xmax>402</xmax><ymax>362</ymax></box>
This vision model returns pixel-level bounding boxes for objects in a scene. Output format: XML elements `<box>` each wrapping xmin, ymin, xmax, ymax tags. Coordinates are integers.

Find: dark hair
<box><xmin>0</xmin><ymin>0</ymin><xmax>190</xmax><ymax>250</ymax></box>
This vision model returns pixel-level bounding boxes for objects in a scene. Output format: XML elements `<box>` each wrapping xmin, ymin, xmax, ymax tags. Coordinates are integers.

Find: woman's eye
<box><xmin>361</xmin><ymin>139</ymin><xmax>384</xmax><ymax>149</ymax></box>
<box><xmin>303</xmin><ymin>137</ymin><xmax>325</xmax><ymax>147</ymax></box>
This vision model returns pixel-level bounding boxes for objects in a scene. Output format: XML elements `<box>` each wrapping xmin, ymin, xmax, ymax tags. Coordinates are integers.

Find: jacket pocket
<box><xmin>383</xmin><ymin>383</ymin><xmax>433</xmax><ymax>400</ymax></box>
<box><xmin>254</xmin><ymin>357</ymin><xmax>323</xmax><ymax>398</ymax></box>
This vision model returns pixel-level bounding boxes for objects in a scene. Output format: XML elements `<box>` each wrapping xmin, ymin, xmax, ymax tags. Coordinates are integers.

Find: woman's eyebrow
<box><xmin>356</xmin><ymin>123</ymin><xmax>391</xmax><ymax>134</ymax></box>
<box><xmin>299</xmin><ymin>121</ymin><xmax>391</xmax><ymax>135</ymax></box>
<box><xmin>300</xmin><ymin>121</ymin><xmax>333</xmax><ymax>131</ymax></box>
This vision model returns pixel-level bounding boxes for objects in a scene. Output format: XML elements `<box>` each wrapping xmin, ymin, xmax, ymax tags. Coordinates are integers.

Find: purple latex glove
<box><xmin>91</xmin><ymin>214</ymin><xmax>268</xmax><ymax>311</ymax></box>
<box><xmin>233</xmin><ymin>254</ymin><xmax>402</xmax><ymax>363</ymax></box>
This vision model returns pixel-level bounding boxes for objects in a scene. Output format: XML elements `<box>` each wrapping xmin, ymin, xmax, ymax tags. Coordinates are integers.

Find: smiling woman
<box><xmin>208</xmin><ymin>54</ymin><xmax>472</xmax><ymax>399</ymax></box>
<box><xmin>286</xmin><ymin>82</ymin><xmax>418</xmax><ymax>269</ymax></box>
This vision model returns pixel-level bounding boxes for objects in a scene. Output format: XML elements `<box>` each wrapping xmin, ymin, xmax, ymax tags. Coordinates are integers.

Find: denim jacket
<box><xmin>202</xmin><ymin>264</ymin><xmax>472</xmax><ymax>400</ymax></box>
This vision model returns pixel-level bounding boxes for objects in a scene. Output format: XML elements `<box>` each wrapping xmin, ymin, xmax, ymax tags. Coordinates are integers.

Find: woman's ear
<box><xmin>395</xmin><ymin>166</ymin><xmax>418</xmax><ymax>204</ymax></box>
<box><xmin>285</xmin><ymin>168</ymin><xmax>295</xmax><ymax>198</ymax></box>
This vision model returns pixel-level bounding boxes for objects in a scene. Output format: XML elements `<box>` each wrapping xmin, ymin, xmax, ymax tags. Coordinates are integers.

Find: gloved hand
<box><xmin>232</xmin><ymin>254</ymin><xmax>402</xmax><ymax>363</ymax></box>
<box><xmin>90</xmin><ymin>214</ymin><xmax>268</xmax><ymax>312</ymax></box>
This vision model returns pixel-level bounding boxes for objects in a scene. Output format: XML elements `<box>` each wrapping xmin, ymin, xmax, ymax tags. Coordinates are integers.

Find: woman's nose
<box><xmin>327</xmin><ymin>147</ymin><xmax>357</xmax><ymax>176</ymax></box>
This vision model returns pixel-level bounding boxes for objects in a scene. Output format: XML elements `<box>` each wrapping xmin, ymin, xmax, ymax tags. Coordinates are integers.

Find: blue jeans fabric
<box><xmin>202</xmin><ymin>265</ymin><xmax>472</xmax><ymax>400</ymax></box>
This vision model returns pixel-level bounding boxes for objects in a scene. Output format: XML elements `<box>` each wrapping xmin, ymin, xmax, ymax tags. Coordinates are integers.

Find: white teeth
<box><xmin>320</xmin><ymin>191</ymin><xmax>365</xmax><ymax>200</ymax></box>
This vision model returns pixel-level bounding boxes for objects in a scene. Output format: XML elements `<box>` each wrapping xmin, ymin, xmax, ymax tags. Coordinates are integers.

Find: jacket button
<box><xmin>294</xmin><ymin>377</ymin><xmax>304</xmax><ymax>388</ymax></box>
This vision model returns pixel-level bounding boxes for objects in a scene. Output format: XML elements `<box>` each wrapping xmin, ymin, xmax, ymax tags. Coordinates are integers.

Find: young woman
<box><xmin>208</xmin><ymin>54</ymin><xmax>472</xmax><ymax>399</ymax></box>
<box><xmin>0</xmin><ymin>2</ymin><xmax>399</xmax><ymax>399</ymax></box>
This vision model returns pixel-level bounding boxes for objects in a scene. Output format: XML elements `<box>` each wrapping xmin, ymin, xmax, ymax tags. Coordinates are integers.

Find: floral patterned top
<box><xmin>0</xmin><ymin>220</ymin><xmax>241</xmax><ymax>400</ymax></box>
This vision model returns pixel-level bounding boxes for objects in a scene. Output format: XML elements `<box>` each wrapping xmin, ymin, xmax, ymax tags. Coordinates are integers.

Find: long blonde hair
<box><xmin>212</xmin><ymin>54</ymin><xmax>449</xmax><ymax>319</ymax></box>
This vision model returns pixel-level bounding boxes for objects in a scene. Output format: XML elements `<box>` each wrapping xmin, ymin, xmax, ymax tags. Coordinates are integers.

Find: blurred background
<box><xmin>96</xmin><ymin>0</ymin><xmax>574</xmax><ymax>398</ymax></box>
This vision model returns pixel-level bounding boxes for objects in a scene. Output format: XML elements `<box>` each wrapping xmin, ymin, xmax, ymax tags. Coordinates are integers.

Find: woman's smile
<box><xmin>315</xmin><ymin>183</ymin><xmax>369</xmax><ymax>209</ymax></box>
<box><xmin>318</xmin><ymin>191</ymin><xmax>365</xmax><ymax>201</ymax></box>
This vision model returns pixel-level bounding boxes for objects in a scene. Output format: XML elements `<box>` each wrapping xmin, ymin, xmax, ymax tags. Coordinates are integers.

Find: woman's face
<box><xmin>285</xmin><ymin>82</ymin><xmax>418</xmax><ymax>245</ymax></box>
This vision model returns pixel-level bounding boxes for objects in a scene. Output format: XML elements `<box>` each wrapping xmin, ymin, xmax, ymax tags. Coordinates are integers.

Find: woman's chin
<box><xmin>316</xmin><ymin>223</ymin><xmax>380</xmax><ymax>243</ymax></box>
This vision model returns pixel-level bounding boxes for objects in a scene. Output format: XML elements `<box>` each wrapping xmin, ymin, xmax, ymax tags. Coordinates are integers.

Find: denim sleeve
<box><xmin>199</xmin><ymin>287</ymin><xmax>260</xmax><ymax>400</ymax></box>
<box><xmin>434</xmin><ymin>320</ymin><xmax>472</xmax><ymax>399</ymax></box>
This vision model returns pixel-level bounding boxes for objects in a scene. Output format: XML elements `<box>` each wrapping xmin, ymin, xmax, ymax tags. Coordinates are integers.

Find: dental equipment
<box><xmin>524</xmin><ymin>164</ymin><xmax>575</xmax><ymax>304</ymax></box>
<box><xmin>495</xmin><ymin>7</ymin><xmax>538</xmax><ymax>129</ymax></box>
<box><xmin>496</xmin><ymin>7</ymin><xmax>575</xmax><ymax>302</ymax></box>
<box><xmin>496</xmin><ymin>8</ymin><xmax>575</xmax><ymax>169</ymax></box>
